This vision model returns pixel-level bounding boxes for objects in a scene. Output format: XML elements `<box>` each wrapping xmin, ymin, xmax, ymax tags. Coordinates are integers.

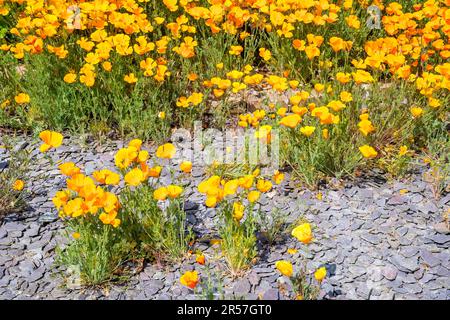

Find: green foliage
<box><xmin>56</xmin><ymin>217</ymin><xmax>132</xmax><ymax>286</ymax></box>
<box><xmin>0</xmin><ymin>135</ymin><xmax>30</xmax><ymax>220</ymax></box>
<box><xmin>279</xmin><ymin>80</ymin><xmax>449</xmax><ymax>187</ymax></box>
<box><xmin>289</xmin><ymin>264</ymin><xmax>321</xmax><ymax>300</ymax></box>
<box><xmin>218</xmin><ymin>201</ymin><xmax>257</xmax><ymax>276</ymax></box>
<box><xmin>256</xmin><ymin>207</ymin><xmax>288</xmax><ymax>245</ymax></box>
<box><xmin>120</xmin><ymin>184</ymin><xmax>193</xmax><ymax>263</ymax></box>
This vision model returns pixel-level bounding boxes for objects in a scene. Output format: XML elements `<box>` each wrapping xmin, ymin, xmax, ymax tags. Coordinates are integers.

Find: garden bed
<box><xmin>0</xmin><ymin>135</ymin><xmax>448</xmax><ymax>300</ymax></box>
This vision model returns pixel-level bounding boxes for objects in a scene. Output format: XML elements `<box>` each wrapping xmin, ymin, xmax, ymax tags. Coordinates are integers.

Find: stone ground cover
<box><xmin>1</xmin><ymin>0</ymin><xmax>449</xmax><ymax>301</ymax></box>
<box><xmin>0</xmin><ymin>136</ymin><xmax>448</xmax><ymax>300</ymax></box>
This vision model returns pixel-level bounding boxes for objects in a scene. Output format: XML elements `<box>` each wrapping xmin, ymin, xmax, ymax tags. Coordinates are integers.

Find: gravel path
<box><xmin>0</xmin><ymin>136</ymin><xmax>449</xmax><ymax>300</ymax></box>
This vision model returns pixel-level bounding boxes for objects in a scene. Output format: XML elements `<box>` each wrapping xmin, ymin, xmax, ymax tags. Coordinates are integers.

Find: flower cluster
<box><xmin>275</xmin><ymin>222</ymin><xmax>327</xmax><ymax>299</ymax></box>
<box><xmin>53</xmin><ymin>163</ymin><xmax>122</xmax><ymax>228</ymax></box>
<box><xmin>197</xmin><ymin>168</ymin><xmax>284</xmax><ymax>212</ymax></box>
<box><xmin>1</xmin><ymin>1</ymin><xmax>447</xmax><ymax>178</ymax></box>
<box><xmin>2</xmin><ymin>0</ymin><xmax>447</xmax><ymax>104</ymax></box>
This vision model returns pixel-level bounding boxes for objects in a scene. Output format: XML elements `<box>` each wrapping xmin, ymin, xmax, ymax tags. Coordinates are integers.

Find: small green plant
<box><xmin>120</xmin><ymin>184</ymin><xmax>193</xmax><ymax>264</ymax></box>
<box><xmin>379</xmin><ymin>145</ymin><xmax>414</xmax><ymax>178</ymax></box>
<box><xmin>256</xmin><ymin>207</ymin><xmax>288</xmax><ymax>245</ymax></box>
<box><xmin>218</xmin><ymin>201</ymin><xmax>257</xmax><ymax>276</ymax></box>
<box><xmin>204</xmin><ymin>162</ymin><xmax>256</xmax><ymax>180</ymax></box>
<box><xmin>0</xmin><ymin>135</ymin><xmax>30</xmax><ymax>220</ymax></box>
<box><xmin>52</xmin><ymin>140</ymin><xmax>193</xmax><ymax>286</ymax></box>
<box><xmin>199</xmin><ymin>265</ymin><xmax>226</xmax><ymax>300</ymax></box>
<box><xmin>423</xmin><ymin>161</ymin><xmax>450</xmax><ymax>200</ymax></box>
<box><xmin>198</xmin><ymin>173</ymin><xmax>279</xmax><ymax>276</ymax></box>
<box><xmin>56</xmin><ymin>218</ymin><xmax>133</xmax><ymax>286</ymax></box>
<box><xmin>288</xmin><ymin>264</ymin><xmax>322</xmax><ymax>300</ymax></box>
<box><xmin>290</xmin><ymin>266</ymin><xmax>320</xmax><ymax>300</ymax></box>
<box><xmin>275</xmin><ymin>260</ymin><xmax>323</xmax><ymax>300</ymax></box>
<box><xmin>180</xmin><ymin>258</ymin><xmax>236</xmax><ymax>300</ymax></box>
<box><xmin>421</xmin><ymin>122</ymin><xmax>450</xmax><ymax>199</ymax></box>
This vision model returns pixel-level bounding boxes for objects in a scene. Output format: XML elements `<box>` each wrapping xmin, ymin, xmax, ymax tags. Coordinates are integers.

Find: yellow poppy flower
<box><xmin>232</xmin><ymin>202</ymin><xmax>245</xmax><ymax>221</ymax></box>
<box><xmin>399</xmin><ymin>146</ymin><xmax>408</xmax><ymax>156</ymax></box>
<box><xmin>13</xmin><ymin>179</ymin><xmax>25</xmax><ymax>191</ymax></box>
<box><xmin>180</xmin><ymin>271</ymin><xmax>199</xmax><ymax>289</ymax></box>
<box><xmin>180</xmin><ymin>161</ymin><xmax>192</xmax><ymax>173</ymax></box>
<box><xmin>63</xmin><ymin>73</ymin><xmax>77</xmax><ymax>84</ymax></box>
<box><xmin>314</xmin><ymin>267</ymin><xmax>327</xmax><ymax>282</ymax></box>
<box><xmin>154</xmin><ymin>187</ymin><xmax>168</xmax><ymax>201</ymax></box>
<box><xmin>72</xmin><ymin>232</ymin><xmax>81</xmax><ymax>239</ymax></box>
<box><xmin>156</xmin><ymin>143</ymin><xmax>176</xmax><ymax>159</ymax></box>
<box><xmin>167</xmin><ymin>185</ymin><xmax>183</xmax><ymax>199</ymax></box>
<box><xmin>124</xmin><ymin>168</ymin><xmax>145</xmax><ymax>186</ymax></box>
<box><xmin>275</xmin><ymin>260</ymin><xmax>293</xmax><ymax>277</ymax></box>
<box><xmin>410</xmin><ymin>106</ymin><xmax>423</xmax><ymax>118</ymax></box>
<box><xmin>14</xmin><ymin>93</ymin><xmax>30</xmax><ymax>104</ymax></box>
<box><xmin>300</xmin><ymin>126</ymin><xmax>316</xmax><ymax>137</ymax></box>
<box><xmin>247</xmin><ymin>190</ymin><xmax>260</xmax><ymax>203</ymax></box>
<box><xmin>292</xmin><ymin>223</ymin><xmax>313</xmax><ymax>244</ymax></box>
<box><xmin>256</xmin><ymin>179</ymin><xmax>272</xmax><ymax>193</ymax></box>
<box><xmin>129</xmin><ymin>139</ymin><xmax>142</xmax><ymax>150</ymax></box>
<box><xmin>359</xmin><ymin>145</ymin><xmax>378</xmax><ymax>159</ymax></box>
<box><xmin>196</xmin><ymin>253</ymin><xmax>205</xmax><ymax>265</ymax></box>
<box><xmin>205</xmin><ymin>196</ymin><xmax>218</xmax><ymax>208</ymax></box>
<box><xmin>39</xmin><ymin>130</ymin><xmax>63</xmax><ymax>153</ymax></box>
<box><xmin>93</xmin><ymin>169</ymin><xmax>120</xmax><ymax>185</ymax></box>
<box><xmin>224</xmin><ymin>179</ymin><xmax>239</xmax><ymax>196</ymax></box>
<box><xmin>124</xmin><ymin>73</ymin><xmax>138</xmax><ymax>84</ymax></box>
<box><xmin>279</xmin><ymin>114</ymin><xmax>301</xmax><ymax>128</ymax></box>
<box><xmin>59</xmin><ymin>162</ymin><xmax>81</xmax><ymax>177</ymax></box>
<box><xmin>259</xmin><ymin>48</ymin><xmax>272</xmax><ymax>61</ymax></box>
<box><xmin>273</xmin><ymin>170</ymin><xmax>284</xmax><ymax>184</ymax></box>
